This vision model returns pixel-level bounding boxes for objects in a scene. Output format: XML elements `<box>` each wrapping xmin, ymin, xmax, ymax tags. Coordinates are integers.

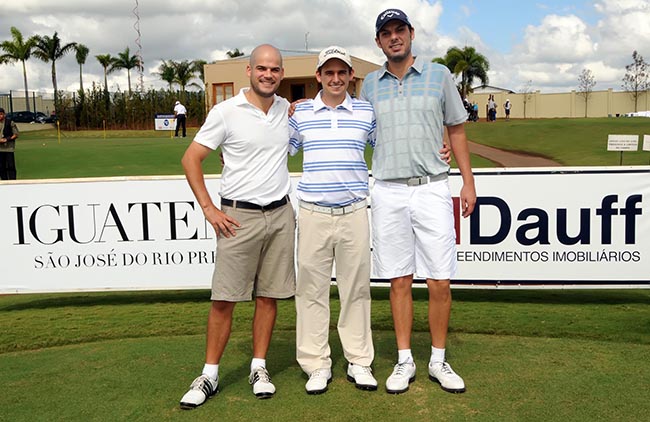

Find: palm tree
<box><xmin>111</xmin><ymin>47</ymin><xmax>142</xmax><ymax>94</ymax></box>
<box><xmin>95</xmin><ymin>54</ymin><xmax>114</xmax><ymax>93</ymax></box>
<box><xmin>74</xmin><ymin>43</ymin><xmax>89</xmax><ymax>94</ymax></box>
<box><xmin>192</xmin><ymin>59</ymin><xmax>207</xmax><ymax>87</ymax></box>
<box><xmin>32</xmin><ymin>32</ymin><xmax>77</xmax><ymax>109</ymax></box>
<box><xmin>154</xmin><ymin>60</ymin><xmax>176</xmax><ymax>90</ymax></box>
<box><xmin>226</xmin><ymin>48</ymin><xmax>244</xmax><ymax>58</ymax></box>
<box><xmin>171</xmin><ymin>60</ymin><xmax>197</xmax><ymax>95</ymax></box>
<box><xmin>0</xmin><ymin>27</ymin><xmax>38</xmax><ymax>111</ymax></box>
<box><xmin>434</xmin><ymin>46</ymin><xmax>489</xmax><ymax>98</ymax></box>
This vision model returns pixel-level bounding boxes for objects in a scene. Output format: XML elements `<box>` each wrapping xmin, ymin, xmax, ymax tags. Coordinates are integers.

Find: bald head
<box><xmin>249</xmin><ymin>44</ymin><xmax>283</xmax><ymax>68</ymax></box>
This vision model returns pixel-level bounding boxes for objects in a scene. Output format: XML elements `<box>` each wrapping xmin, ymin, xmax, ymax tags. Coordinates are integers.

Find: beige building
<box><xmin>204</xmin><ymin>50</ymin><xmax>381</xmax><ymax>108</ymax></box>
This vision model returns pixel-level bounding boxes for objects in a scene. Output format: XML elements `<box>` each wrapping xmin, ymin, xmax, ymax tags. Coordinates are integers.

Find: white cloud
<box><xmin>2</xmin><ymin>0</ymin><xmax>650</xmax><ymax>99</ymax></box>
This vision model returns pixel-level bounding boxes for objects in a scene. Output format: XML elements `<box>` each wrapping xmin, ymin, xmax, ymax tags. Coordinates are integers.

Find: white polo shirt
<box><xmin>194</xmin><ymin>88</ymin><xmax>291</xmax><ymax>206</ymax></box>
<box><xmin>174</xmin><ymin>103</ymin><xmax>187</xmax><ymax>115</ymax></box>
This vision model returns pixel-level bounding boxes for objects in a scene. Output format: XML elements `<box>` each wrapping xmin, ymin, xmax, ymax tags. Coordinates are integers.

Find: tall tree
<box><xmin>154</xmin><ymin>60</ymin><xmax>176</xmax><ymax>90</ymax></box>
<box><xmin>226</xmin><ymin>48</ymin><xmax>244</xmax><ymax>58</ymax></box>
<box><xmin>0</xmin><ymin>27</ymin><xmax>38</xmax><ymax>111</ymax></box>
<box><xmin>95</xmin><ymin>54</ymin><xmax>114</xmax><ymax>92</ymax></box>
<box><xmin>172</xmin><ymin>60</ymin><xmax>197</xmax><ymax>96</ymax></box>
<box><xmin>622</xmin><ymin>50</ymin><xmax>649</xmax><ymax>112</ymax></box>
<box><xmin>32</xmin><ymin>32</ymin><xmax>76</xmax><ymax>110</ymax></box>
<box><xmin>111</xmin><ymin>47</ymin><xmax>142</xmax><ymax>94</ymax></box>
<box><xmin>434</xmin><ymin>46</ymin><xmax>490</xmax><ymax>98</ymax></box>
<box><xmin>192</xmin><ymin>59</ymin><xmax>207</xmax><ymax>87</ymax></box>
<box><xmin>577</xmin><ymin>68</ymin><xmax>596</xmax><ymax>118</ymax></box>
<box><xmin>74</xmin><ymin>43</ymin><xmax>89</xmax><ymax>94</ymax></box>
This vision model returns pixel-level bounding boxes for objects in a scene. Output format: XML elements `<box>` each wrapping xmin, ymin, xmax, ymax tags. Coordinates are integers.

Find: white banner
<box><xmin>1</xmin><ymin>167</ymin><xmax>649</xmax><ymax>293</ymax></box>
<box><xmin>154</xmin><ymin>114</ymin><xmax>176</xmax><ymax>131</ymax></box>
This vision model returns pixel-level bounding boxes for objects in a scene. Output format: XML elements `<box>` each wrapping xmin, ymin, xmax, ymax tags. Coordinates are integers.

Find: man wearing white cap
<box><xmin>289</xmin><ymin>46</ymin><xmax>378</xmax><ymax>394</ymax></box>
<box><xmin>174</xmin><ymin>100</ymin><xmax>187</xmax><ymax>137</ymax></box>
<box><xmin>361</xmin><ymin>8</ymin><xmax>476</xmax><ymax>395</ymax></box>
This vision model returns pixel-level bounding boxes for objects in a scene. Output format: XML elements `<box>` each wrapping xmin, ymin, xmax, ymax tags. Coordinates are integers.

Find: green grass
<box><xmin>19</xmin><ymin>116</ymin><xmax>650</xmax><ymax>180</ymax></box>
<box><xmin>465</xmin><ymin>117</ymin><xmax>650</xmax><ymax>166</ymax></box>
<box><xmin>15</xmin><ymin>128</ymin><xmax>494</xmax><ymax>180</ymax></box>
<box><xmin>1</xmin><ymin>288</ymin><xmax>649</xmax><ymax>421</ymax></box>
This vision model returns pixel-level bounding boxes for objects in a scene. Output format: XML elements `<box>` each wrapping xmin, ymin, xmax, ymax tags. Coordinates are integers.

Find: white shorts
<box><xmin>371</xmin><ymin>179</ymin><xmax>457</xmax><ymax>280</ymax></box>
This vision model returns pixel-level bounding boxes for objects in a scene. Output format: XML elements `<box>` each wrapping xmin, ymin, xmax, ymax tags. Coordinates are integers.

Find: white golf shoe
<box><xmin>249</xmin><ymin>367</ymin><xmax>276</xmax><ymax>399</ymax></box>
<box><xmin>305</xmin><ymin>368</ymin><xmax>332</xmax><ymax>394</ymax></box>
<box><xmin>346</xmin><ymin>363</ymin><xmax>378</xmax><ymax>391</ymax></box>
<box><xmin>428</xmin><ymin>361</ymin><xmax>466</xmax><ymax>393</ymax></box>
<box><xmin>385</xmin><ymin>362</ymin><xmax>416</xmax><ymax>394</ymax></box>
<box><xmin>179</xmin><ymin>374</ymin><xmax>219</xmax><ymax>409</ymax></box>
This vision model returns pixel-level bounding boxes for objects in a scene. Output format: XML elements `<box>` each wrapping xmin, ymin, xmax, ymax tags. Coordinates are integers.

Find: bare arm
<box><xmin>181</xmin><ymin>141</ymin><xmax>240</xmax><ymax>237</ymax></box>
<box><xmin>447</xmin><ymin>124</ymin><xmax>476</xmax><ymax>218</ymax></box>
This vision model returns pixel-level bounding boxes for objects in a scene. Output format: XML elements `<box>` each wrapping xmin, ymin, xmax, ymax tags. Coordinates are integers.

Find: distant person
<box><xmin>361</xmin><ymin>8</ymin><xmax>476</xmax><ymax>395</ymax></box>
<box><xmin>504</xmin><ymin>99</ymin><xmax>511</xmax><ymax>120</ymax></box>
<box><xmin>289</xmin><ymin>46</ymin><xmax>377</xmax><ymax>395</ymax></box>
<box><xmin>488</xmin><ymin>95</ymin><xmax>497</xmax><ymax>122</ymax></box>
<box><xmin>174</xmin><ymin>100</ymin><xmax>187</xmax><ymax>137</ymax></box>
<box><xmin>178</xmin><ymin>44</ymin><xmax>295</xmax><ymax>409</ymax></box>
<box><xmin>0</xmin><ymin>107</ymin><xmax>19</xmax><ymax>180</ymax></box>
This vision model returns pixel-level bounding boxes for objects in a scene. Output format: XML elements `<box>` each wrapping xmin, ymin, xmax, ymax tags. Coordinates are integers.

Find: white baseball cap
<box><xmin>316</xmin><ymin>46</ymin><xmax>352</xmax><ymax>70</ymax></box>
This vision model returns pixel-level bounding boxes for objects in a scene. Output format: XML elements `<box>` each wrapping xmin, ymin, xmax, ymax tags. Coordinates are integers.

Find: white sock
<box><xmin>430</xmin><ymin>346</ymin><xmax>445</xmax><ymax>364</ymax></box>
<box><xmin>251</xmin><ymin>358</ymin><xmax>266</xmax><ymax>371</ymax></box>
<box><xmin>202</xmin><ymin>363</ymin><xmax>219</xmax><ymax>380</ymax></box>
<box><xmin>397</xmin><ymin>349</ymin><xmax>413</xmax><ymax>364</ymax></box>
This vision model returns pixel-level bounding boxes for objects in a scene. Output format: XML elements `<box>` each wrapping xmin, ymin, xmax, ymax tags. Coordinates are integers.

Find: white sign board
<box><xmin>607</xmin><ymin>134</ymin><xmax>639</xmax><ymax>151</ymax></box>
<box><xmin>643</xmin><ymin>135</ymin><xmax>650</xmax><ymax>152</ymax></box>
<box><xmin>154</xmin><ymin>114</ymin><xmax>176</xmax><ymax>131</ymax></box>
<box><xmin>1</xmin><ymin>167</ymin><xmax>649</xmax><ymax>293</ymax></box>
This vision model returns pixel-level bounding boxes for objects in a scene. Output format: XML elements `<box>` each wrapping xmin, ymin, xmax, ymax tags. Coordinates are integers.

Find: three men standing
<box><xmin>179</xmin><ymin>7</ymin><xmax>476</xmax><ymax>408</ymax></box>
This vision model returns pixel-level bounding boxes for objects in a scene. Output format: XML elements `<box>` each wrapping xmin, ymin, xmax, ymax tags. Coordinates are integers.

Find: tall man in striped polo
<box><xmin>289</xmin><ymin>46</ymin><xmax>378</xmax><ymax>394</ymax></box>
<box><xmin>361</xmin><ymin>9</ymin><xmax>476</xmax><ymax>394</ymax></box>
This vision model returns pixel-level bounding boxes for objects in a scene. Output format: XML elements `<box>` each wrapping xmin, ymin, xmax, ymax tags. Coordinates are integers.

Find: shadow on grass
<box><xmin>0</xmin><ymin>290</ymin><xmax>209</xmax><ymax>311</ymax></box>
<box><xmin>2</xmin><ymin>286</ymin><xmax>648</xmax><ymax>312</ymax></box>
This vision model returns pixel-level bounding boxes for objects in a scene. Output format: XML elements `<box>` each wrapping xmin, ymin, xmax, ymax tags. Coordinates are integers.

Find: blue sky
<box><xmin>1</xmin><ymin>0</ymin><xmax>649</xmax><ymax>95</ymax></box>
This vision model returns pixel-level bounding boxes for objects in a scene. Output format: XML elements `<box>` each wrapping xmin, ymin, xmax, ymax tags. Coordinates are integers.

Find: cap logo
<box><xmin>380</xmin><ymin>10</ymin><xmax>401</xmax><ymax>20</ymax></box>
<box><xmin>325</xmin><ymin>48</ymin><xmax>345</xmax><ymax>56</ymax></box>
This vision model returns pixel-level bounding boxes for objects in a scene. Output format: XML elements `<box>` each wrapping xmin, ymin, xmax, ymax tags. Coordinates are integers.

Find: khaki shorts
<box><xmin>211</xmin><ymin>202</ymin><xmax>296</xmax><ymax>301</ymax></box>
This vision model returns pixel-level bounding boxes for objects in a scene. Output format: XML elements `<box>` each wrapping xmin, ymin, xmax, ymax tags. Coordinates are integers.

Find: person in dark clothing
<box><xmin>0</xmin><ymin>107</ymin><xmax>20</xmax><ymax>180</ymax></box>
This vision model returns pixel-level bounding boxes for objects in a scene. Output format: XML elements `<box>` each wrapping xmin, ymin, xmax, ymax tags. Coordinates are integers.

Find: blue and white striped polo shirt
<box><xmin>289</xmin><ymin>92</ymin><xmax>376</xmax><ymax>207</ymax></box>
<box><xmin>360</xmin><ymin>56</ymin><xmax>467</xmax><ymax>181</ymax></box>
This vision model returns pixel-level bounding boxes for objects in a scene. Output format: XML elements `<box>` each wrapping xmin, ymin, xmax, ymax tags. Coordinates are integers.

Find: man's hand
<box><xmin>204</xmin><ymin>205</ymin><xmax>241</xmax><ymax>238</ymax></box>
<box><xmin>459</xmin><ymin>184</ymin><xmax>477</xmax><ymax>218</ymax></box>
<box><xmin>439</xmin><ymin>142</ymin><xmax>451</xmax><ymax>164</ymax></box>
<box><xmin>288</xmin><ymin>98</ymin><xmax>308</xmax><ymax>117</ymax></box>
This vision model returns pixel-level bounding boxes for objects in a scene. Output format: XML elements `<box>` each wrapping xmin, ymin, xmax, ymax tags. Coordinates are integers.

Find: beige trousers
<box><xmin>295</xmin><ymin>205</ymin><xmax>375</xmax><ymax>374</ymax></box>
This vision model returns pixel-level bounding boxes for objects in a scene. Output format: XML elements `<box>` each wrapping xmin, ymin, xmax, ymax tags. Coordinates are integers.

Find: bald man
<box><xmin>179</xmin><ymin>44</ymin><xmax>295</xmax><ymax>409</ymax></box>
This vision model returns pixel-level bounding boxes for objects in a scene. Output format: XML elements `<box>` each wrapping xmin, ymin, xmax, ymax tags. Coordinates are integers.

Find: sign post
<box><xmin>607</xmin><ymin>134</ymin><xmax>639</xmax><ymax>165</ymax></box>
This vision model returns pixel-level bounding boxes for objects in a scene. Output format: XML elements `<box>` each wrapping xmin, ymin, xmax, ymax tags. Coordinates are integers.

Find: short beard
<box><xmin>250</xmin><ymin>83</ymin><xmax>277</xmax><ymax>98</ymax></box>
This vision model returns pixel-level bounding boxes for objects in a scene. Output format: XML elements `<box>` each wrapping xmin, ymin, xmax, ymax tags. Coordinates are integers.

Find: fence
<box><xmin>468</xmin><ymin>88</ymin><xmax>650</xmax><ymax>120</ymax></box>
<box><xmin>0</xmin><ymin>91</ymin><xmax>55</xmax><ymax>114</ymax></box>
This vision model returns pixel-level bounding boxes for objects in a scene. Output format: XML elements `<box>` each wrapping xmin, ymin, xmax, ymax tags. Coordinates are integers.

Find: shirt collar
<box><xmin>379</xmin><ymin>55</ymin><xmax>424</xmax><ymax>79</ymax></box>
<box><xmin>234</xmin><ymin>87</ymin><xmax>281</xmax><ymax>108</ymax></box>
<box><xmin>313</xmin><ymin>90</ymin><xmax>354</xmax><ymax>112</ymax></box>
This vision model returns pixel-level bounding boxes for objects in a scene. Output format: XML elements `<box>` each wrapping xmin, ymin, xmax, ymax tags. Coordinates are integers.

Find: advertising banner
<box><xmin>1</xmin><ymin>167</ymin><xmax>649</xmax><ymax>293</ymax></box>
<box><xmin>154</xmin><ymin>114</ymin><xmax>176</xmax><ymax>131</ymax></box>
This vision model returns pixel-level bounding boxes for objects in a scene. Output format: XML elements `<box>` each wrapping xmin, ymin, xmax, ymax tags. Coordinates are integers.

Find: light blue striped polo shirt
<box><xmin>360</xmin><ymin>56</ymin><xmax>467</xmax><ymax>181</ymax></box>
<box><xmin>289</xmin><ymin>92</ymin><xmax>376</xmax><ymax>207</ymax></box>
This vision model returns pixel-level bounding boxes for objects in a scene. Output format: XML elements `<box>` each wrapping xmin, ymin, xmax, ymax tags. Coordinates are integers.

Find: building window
<box><xmin>212</xmin><ymin>83</ymin><xmax>234</xmax><ymax>106</ymax></box>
